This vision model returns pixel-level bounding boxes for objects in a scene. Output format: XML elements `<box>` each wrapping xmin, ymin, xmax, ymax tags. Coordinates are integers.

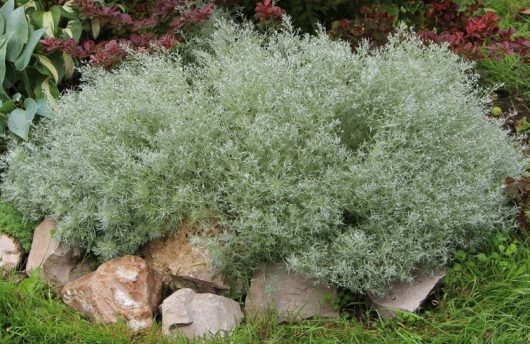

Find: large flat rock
<box><xmin>141</xmin><ymin>222</ymin><xmax>228</xmax><ymax>293</ymax></box>
<box><xmin>62</xmin><ymin>255</ymin><xmax>162</xmax><ymax>331</ymax></box>
<box><xmin>161</xmin><ymin>288</ymin><xmax>243</xmax><ymax>339</ymax></box>
<box><xmin>244</xmin><ymin>264</ymin><xmax>338</xmax><ymax>322</ymax></box>
<box><xmin>368</xmin><ymin>267</ymin><xmax>446</xmax><ymax>318</ymax></box>
<box><xmin>26</xmin><ymin>219</ymin><xmax>92</xmax><ymax>290</ymax></box>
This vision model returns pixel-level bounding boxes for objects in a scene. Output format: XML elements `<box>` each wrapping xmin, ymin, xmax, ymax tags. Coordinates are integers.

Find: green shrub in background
<box><xmin>0</xmin><ymin>199</ymin><xmax>34</xmax><ymax>250</ymax></box>
<box><xmin>226</xmin><ymin>0</ymin><xmax>417</xmax><ymax>32</ymax></box>
<box><xmin>0</xmin><ymin>0</ymin><xmax>70</xmax><ymax>141</ymax></box>
<box><xmin>1</xmin><ymin>18</ymin><xmax>525</xmax><ymax>293</ymax></box>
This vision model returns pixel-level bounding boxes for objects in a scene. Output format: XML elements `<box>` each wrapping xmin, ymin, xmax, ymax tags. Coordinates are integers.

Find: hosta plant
<box><xmin>2</xmin><ymin>18</ymin><xmax>525</xmax><ymax>293</ymax></box>
<box><xmin>0</xmin><ymin>0</ymin><xmax>58</xmax><ymax>140</ymax></box>
<box><xmin>39</xmin><ymin>0</ymin><xmax>215</xmax><ymax>68</ymax></box>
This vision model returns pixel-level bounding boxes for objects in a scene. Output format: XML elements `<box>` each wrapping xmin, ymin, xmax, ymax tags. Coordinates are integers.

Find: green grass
<box><xmin>478</xmin><ymin>54</ymin><xmax>530</xmax><ymax>100</ymax></box>
<box><xmin>474</xmin><ymin>0</ymin><xmax>530</xmax><ymax>116</ymax></box>
<box><xmin>1</xmin><ymin>232</ymin><xmax>529</xmax><ymax>343</ymax></box>
<box><xmin>0</xmin><ymin>200</ymin><xmax>36</xmax><ymax>251</ymax></box>
<box><xmin>485</xmin><ymin>0</ymin><xmax>530</xmax><ymax>37</ymax></box>
<box><xmin>452</xmin><ymin>0</ymin><xmax>530</xmax><ymax>111</ymax></box>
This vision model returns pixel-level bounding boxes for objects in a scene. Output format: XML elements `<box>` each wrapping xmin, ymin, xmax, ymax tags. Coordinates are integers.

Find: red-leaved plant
<box><xmin>329</xmin><ymin>0</ymin><xmax>530</xmax><ymax>60</ymax></box>
<box><xmin>420</xmin><ymin>4</ymin><xmax>530</xmax><ymax>60</ymax></box>
<box><xmin>255</xmin><ymin>0</ymin><xmax>285</xmax><ymax>22</ymax></box>
<box><xmin>42</xmin><ymin>0</ymin><xmax>214</xmax><ymax>68</ymax></box>
<box><xmin>329</xmin><ymin>6</ymin><xmax>395</xmax><ymax>48</ymax></box>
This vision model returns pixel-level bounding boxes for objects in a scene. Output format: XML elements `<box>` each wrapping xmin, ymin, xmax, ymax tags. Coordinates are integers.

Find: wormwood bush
<box><xmin>1</xmin><ymin>18</ymin><xmax>525</xmax><ymax>292</ymax></box>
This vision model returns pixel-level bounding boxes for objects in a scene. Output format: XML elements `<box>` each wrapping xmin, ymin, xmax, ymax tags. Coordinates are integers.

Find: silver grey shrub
<box><xmin>2</xmin><ymin>19</ymin><xmax>525</xmax><ymax>292</ymax></box>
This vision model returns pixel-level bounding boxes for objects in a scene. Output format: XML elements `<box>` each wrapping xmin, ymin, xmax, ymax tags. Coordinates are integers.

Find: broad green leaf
<box><xmin>0</xmin><ymin>87</ymin><xmax>8</xmax><ymax>101</ymax></box>
<box><xmin>4</xmin><ymin>63</ymin><xmax>14</xmax><ymax>88</ymax></box>
<box><xmin>62</xmin><ymin>19</ymin><xmax>82</xmax><ymax>41</ymax></box>
<box><xmin>61</xmin><ymin>0</ymin><xmax>79</xmax><ymax>20</ymax></box>
<box><xmin>42</xmin><ymin>11</ymin><xmax>56</xmax><ymax>36</ymax></box>
<box><xmin>34</xmin><ymin>6</ymin><xmax>62</xmax><ymax>38</ymax></box>
<box><xmin>62</xmin><ymin>52</ymin><xmax>75</xmax><ymax>79</ymax></box>
<box><xmin>0</xmin><ymin>35</ymin><xmax>9</xmax><ymax>87</ymax></box>
<box><xmin>23</xmin><ymin>97</ymin><xmax>37</xmax><ymax>115</ymax></box>
<box><xmin>31</xmin><ymin>75</ymin><xmax>46</xmax><ymax>98</ymax></box>
<box><xmin>32</xmin><ymin>63</ymin><xmax>51</xmax><ymax>77</ymax></box>
<box><xmin>6</xmin><ymin>6</ymin><xmax>29</xmax><ymax>62</ymax></box>
<box><xmin>0</xmin><ymin>14</ymin><xmax>4</xmax><ymax>36</ymax></box>
<box><xmin>29</xmin><ymin>9</ymin><xmax>43</xmax><ymax>28</ymax></box>
<box><xmin>0</xmin><ymin>0</ymin><xmax>14</xmax><ymax>26</ymax></box>
<box><xmin>0</xmin><ymin>99</ymin><xmax>15</xmax><ymax>113</ymax></box>
<box><xmin>36</xmin><ymin>98</ymin><xmax>52</xmax><ymax>117</ymax></box>
<box><xmin>43</xmin><ymin>5</ymin><xmax>62</xmax><ymax>37</ymax></box>
<box><xmin>91</xmin><ymin>17</ymin><xmax>100</xmax><ymax>39</ymax></box>
<box><xmin>36</xmin><ymin>54</ymin><xmax>61</xmax><ymax>84</ymax></box>
<box><xmin>0</xmin><ymin>34</ymin><xmax>10</xmax><ymax>48</ymax></box>
<box><xmin>35</xmin><ymin>78</ymin><xmax>59</xmax><ymax>108</ymax></box>
<box><xmin>22</xmin><ymin>1</ymin><xmax>39</xmax><ymax>10</ymax></box>
<box><xmin>8</xmin><ymin>101</ymin><xmax>36</xmax><ymax>140</ymax></box>
<box><xmin>14</xmin><ymin>27</ymin><xmax>45</xmax><ymax>70</ymax></box>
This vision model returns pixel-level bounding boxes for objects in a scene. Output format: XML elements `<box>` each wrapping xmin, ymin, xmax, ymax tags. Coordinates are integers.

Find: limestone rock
<box><xmin>160</xmin><ymin>288</ymin><xmax>243</xmax><ymax>339</ymax></box>
<box><xmin>244</xmin><ymin>264</ymin><xmax>338</xmax><ymax>322</ymax></box>
<box><xmin>26</xmin><ymin>219</ymin><xmax>92</xmax><ymax>290</ymax></box>
<box><xmin>368</xmin><ymin>268</ymin><xmax>446</xmax><ymax>318</ymax></box>
<box><xmin>141</xmin><ymin>223</ymin><xmax>228</xmax><ymax>293</ymax></box>
<box><xmin>62</xmin><ymin>255</ymin><xmax>162</xmax><ymax>331</ymax></box>
<box><xmin>0</xmin><ymin>233</ymin><xmax>23</xmax><ymax>277</ymax></box>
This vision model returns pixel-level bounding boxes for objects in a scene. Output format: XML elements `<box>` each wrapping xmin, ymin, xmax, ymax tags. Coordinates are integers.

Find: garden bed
<box><xmin>0</xmin><ymin>0</ymin><xmax>529</xmax><ymax>343</ymax></box>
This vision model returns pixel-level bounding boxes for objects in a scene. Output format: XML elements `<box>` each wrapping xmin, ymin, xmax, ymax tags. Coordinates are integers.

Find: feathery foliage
<box><xmin>1</xmin><ymin>18</ymin><xmax>525</xmax><ymax>292</ymax></box>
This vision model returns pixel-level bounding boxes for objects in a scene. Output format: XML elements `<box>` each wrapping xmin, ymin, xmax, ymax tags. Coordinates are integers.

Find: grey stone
<box><xmin>368</xmin><ymin>268</ymin><xmax>446</xmax><ymax>318</ymax></box>
<box><xmin>244</xmin><ymin>264</ymin><xmax>338</xmax><ymax>322</ymax></box>
<box><xmin>26</xmin><ymin>219</ymin><xmax>94</xmax><ymax>290</ymax></box>
<box><xmin>0</xmin><ymin>233</ymin><xmax>23</xmax><ymax>277</ymax></box>
<box><xmin>160</xmin><ymin>288</ymin><xmax>243</xmax><ymax>339</ymax></box>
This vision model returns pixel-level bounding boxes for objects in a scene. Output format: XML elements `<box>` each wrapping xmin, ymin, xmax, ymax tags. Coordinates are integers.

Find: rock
<box><xmin>0</xmin><ymin>233</ymin><xmax>23</xmax><ymax>277</ymax></box>
<box><xmin>141</xmin><ymin>223</ymin><xmax>228</xmax><ymax>294</ymax></box>
<box><xmin>368</xmin><ymin>268</ymin><xmax>446</xmax><ymax>318</ymax></box>
<box><xmin>244</xmin><ymin>264</ymin><xmax>338</xmax><ymax>322</ymax></box>
<box><xmin>26</xmin><ymin>219</ymin><xmax>93</xmax><ymax>290</ymax></box>
<box><xmin>62</xmin><ymin>255</ymin><xmax>162</xmax><ymax>331</ymax></box>
<box><xmin>160</xmin><ymin>288</ymin><xmax>243</xmax><ymax>339</ymax></box>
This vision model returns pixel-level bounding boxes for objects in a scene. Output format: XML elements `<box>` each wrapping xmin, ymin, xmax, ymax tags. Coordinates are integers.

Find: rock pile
<box><xmin>1</xmin><ymin>219</ymin><xmax>446</xmax><ymax>338</ymax></box>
